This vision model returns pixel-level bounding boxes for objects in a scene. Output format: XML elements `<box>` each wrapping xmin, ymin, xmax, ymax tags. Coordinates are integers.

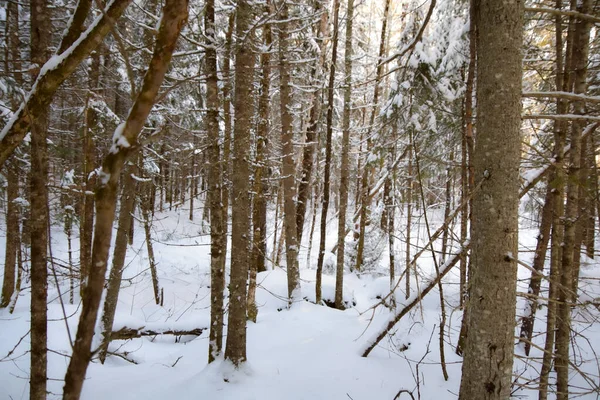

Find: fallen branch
<box><xmin>110</xmin><ymin>326</ymin><xmax>205</xmax><ymax>341</ymax></box>
<box><xmin>361</xmin><ymin>246</ymin><xmax>467</xmax><ymax>357</ymax></box>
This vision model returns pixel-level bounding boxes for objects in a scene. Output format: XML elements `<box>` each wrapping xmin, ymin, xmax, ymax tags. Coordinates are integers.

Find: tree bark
<box><xmin>1</xmin><ymin>1</ymin><xmax>21</xmax><ymax>310</ymax></box>
<box><xmin>224</xmin><ymin>0</ymin><xmax>254</xmax><ymax>366</ymax></box>
<box><xmin>295</xmin><ymin>0</ymin><xmax>328</xmax><ymax>244</ymax></box>
<box><xmin>205</xmin><ymin>0</ymin><xmax>226</xmax><ymax>362</ymax></box>
<box><xmin>98</xmin><ymin>166</ymin><xmax>138</xmax><ymax>363</ymax></box>
<box><xmin>355</xmin><ymin>0</ymin><xmax>391</xmax><ymax>272</ymax></box>
<box><xmin>556</xmin><ymin>0</ymin><xmax>592</xmax><ymax>397</ymax></box>
<box><xmin>29</xmin><ymin>0</ymin><xmax>51</xmax><ymax>397</ymax></box>
<box><xmin>316</xmin><ymin>0</ymin><xmax>340</xmax><ymax>304</ymax></box>
<box><xmin>458</xmin><ymin>0</ymin><xmax>523</xmax><ymax>397</ymax></box>
<box><xmin>518</xmin><ymin>181</ymin><xmax>553</xmax><ymax>356</ymax></box>
<box><xmin>335</xmin><ymin>0</ymin><xmax>354</xmax><ymax>309</ymax></box>
<box><xmin>249</xmin><ymin>0</ymin><xmax>273</xmax><ymax>322</ymax></box>
<box><xmin>278</xmin><ymin>1</ymin><xmax>300</xmax><ymax>303</ymax></box>
<box><xmin>62</xmin><ymin>2</ymin><xmax>188</xmax><ymax>397</ymax></box>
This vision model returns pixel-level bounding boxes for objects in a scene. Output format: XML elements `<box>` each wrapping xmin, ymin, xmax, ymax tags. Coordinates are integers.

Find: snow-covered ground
<box><xmin>1</xmin><ymin>204</ymin><xmax>599</xmax><ymax>399</ymax></box>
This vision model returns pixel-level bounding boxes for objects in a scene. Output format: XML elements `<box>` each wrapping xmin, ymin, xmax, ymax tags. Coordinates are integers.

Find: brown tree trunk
<box><xmin>335</xmin><ymin>0</ymin><xmax>355</xmax><ymax>309</ymax></box>
<box><xmin>295</xmin><ymin>0</ymin><xmax>329</xmax><ymax>244</ymax></box>
<box><xmin>518</xmin><ymin>181</ymin><xmax>553</xmax><ymax>356</ymax></box>
<box><xmin>80</xmin><ymin>50</ymin><xmax>102</xmax><ymax>294</ymax></box>
<box><xmin>1</xmin><ymin>1</ymin><xmax>21</xmax><ymax>309</ymax></box>
<box><xmin>457</xmin><ymin>0</ymin><xmax>523</xmax><ymax>396</ymax></box>
<box><xmin>539</xmin><ymin>5</ymin><xmax>571</xmax><ymax>396</ymax></box>
<box><xmin>98</xmin><ymin>166</ymin><xmax>138</xmax><ymax>363</ymax></box>
<box><xmin>62</xmin><ymin>3</ymin><xmax>188</xmax><ymax>398</ymax></box>
<box><xmin>224</xmin><ymin>0</ymin><xmax>254</xmax><ymax>366</ymax></box>
<box><xmin>405</xmin><ymin>142</ymin><xmax>413</xmax><ymax>299</ymax></box>
<box><xmin>278</xmin><ymin>1</ymin><xmax>300</xmax><ymax>303</ymax></box>
<box><xmin>556</xmin><ymin>1</ymin><xmax>592</xmax><ymax>396</ymax></box>
<box><xmin>29</xmin><ymin>0</ymin><xmax>51</xmax><ymax>397</ymax></box>
<box><xmin>315</xmin><ymin>0</ymin><xmax>340</xmax><ymax>304</ymax></box>
<box><xmin>249</xmin><ymin>0</ymin><xmax>273</xmax><ymax>322</ymax></box>
<box><xmin>205</xmin><ymin>0</ymin><xmax>226</xmax><ymax>362</ymax></box>
<box><xmin>355</xmin><ymin>0</ymin><xmax>391</xmax><ymax>272</ymax></box>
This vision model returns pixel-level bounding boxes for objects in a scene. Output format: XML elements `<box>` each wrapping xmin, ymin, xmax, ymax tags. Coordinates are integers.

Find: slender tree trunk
<box><xmin>249</xmin><ymin>0</ymin><xmax>273</xmax><ymax>322</ymax></box>
<box><xmin>556</xmin><ymin>1</ymin><xmax>591</xmax><ymax>397</ymax></box>
<box><xmin>220</xmin><ymin>14</ymin><xmax>235</xmax><ymax>276</ymax></box>
<box><xmin>539</xmin><ymin>5</ymin><xmax>571</xmax><ymax>396</ymax></box>
<box><xmin>584</xmin><ymin>132</ymin><xmax>597</xmax><ymax>258</ymax></box>
<box><xmin>296</xmin><ymin>0</ymin><xmax>328</xmax><ymax>244</ymax></box>
<box><xmin>1</xmin><ymin>162</ymin><xmax>19</xmax><ymax>308</ymax></box>
<box><xmin>316</xmin><ymin>0</ymin><xmax>340</xmax><ymax>304</ymax></box>
<box><xmin>1</xmin><ymin>1</ymin><xmax>21</xmax><ymax>309</ymax></box>
<box><xmin>98</xmin><ymin>166</ymin><xmax>138</xmax><ymax>363</ymax></box>
<box><xmin>142</xmin><ymin>201</ymin><xmax>160</xmax><ymax>305</ymax></box>
<box><xmin>335</xmin><ymin>0</ymin><xmax>354</xmax><ymax>309</ymax></box>
<box><xmin>519</xmin><ymin>181</ymin><xmax>553</xmax><ymax>356</ymax></box>
<box><xmin>278</xmin><ymin>1</ymin><xmax>300</xmax><ymax>304</ymax></box>
<box><xmin>205</xmin><ymin>0</ymin><xmax>226</xmax><ymax>362</ymax></box>
<box><xmin>354</xmin><ymin>0</ymin><xmax>391</xmax><ymax>272</ymax></box>
<box><xmin>405</xmin><ymin>142</ymin><xmax>413</xmax><ymax>299</ymax></box>
<box><xmin>224</xmin><ymin>0</ymin><xmax>254</xmax><ymax>366</ymax></box>
<box><xmin>440</xmin><ymin>150</ymin><xmax>453</xmax><ymax>263</ymax></box>
<box><xmin>80</xmin><ymin>50</ymin><xmax>101</xmax><ymax>294</ymax></box>
<box><xmin>30</xmin><ymin>0</ymin><xmax>51</xmax><ymax>397</ymax></box>
<box><xmin>457</xmin><ymin>0</ymin><xmax>523</xmax><ymax>396</ymax></box>
<box><xmin>62</xmin><ymin>3</ymin><xmax>188</xmax><ymax>397</ymax></box>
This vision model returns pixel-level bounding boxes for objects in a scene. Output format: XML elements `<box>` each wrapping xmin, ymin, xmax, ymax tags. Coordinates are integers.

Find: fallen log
<box><xmin>110</xmin><ymin>327</ymin><xmax>205</xmax><ymax>341</ymax></box>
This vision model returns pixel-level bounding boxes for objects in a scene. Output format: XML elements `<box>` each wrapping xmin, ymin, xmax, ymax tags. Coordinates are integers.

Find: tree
<box><xmin>278</xmin><ymin>0</ymin><xmax>300</xmax><ymax>303</ymax></box>
<box><xmin>335</xmin><ymin>0</ymin><xmax>355</xmax><ymax>309</ymax></box>
<box><xmin>205</xmin><ymin>0</ymin><xmax>226</xmax><ymax>362</ymax></box>
<box><xmin>224</xmin><ymin>0</ymin><xmax>255</xmax><ymax>366</ymax></box>
<box><xmin>62</xmin><ymin>1</ymin><xmax>188</xmax><ymax>397</ymax></box>
<box><xmin>458</xmin><ymin>0</ymin><xmax>523</xmax><ymax>398</ymax></box>
<box><xmin>29</xmin><ymin>1</ymin><xmax>51</xmax><ymax>398</ymax></box>
<box><xmin>315</xmin><ymin>0</ymin><xmax>339</xmax><ymax>304</ymax></box>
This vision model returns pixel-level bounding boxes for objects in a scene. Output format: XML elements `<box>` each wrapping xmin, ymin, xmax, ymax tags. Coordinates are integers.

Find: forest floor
<box><xmin>1</xmin><ymin>204</ymin><xmax>599</xmax><ymax>399</ymax></box>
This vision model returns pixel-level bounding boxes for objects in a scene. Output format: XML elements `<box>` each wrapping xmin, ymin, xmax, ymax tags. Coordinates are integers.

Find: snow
<box><xmin>1</xmin><ymin>197</ymin><xmax>599</xmax><ymax>400</ymax></box>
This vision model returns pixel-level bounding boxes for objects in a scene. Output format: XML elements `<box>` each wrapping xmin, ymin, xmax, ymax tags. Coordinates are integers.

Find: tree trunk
<box><xmin>354</xmin><ymin>0</ymin><xmax>391</xmax><ymax>272</ymax></box>
<box><xmin>335</xmin><ymin>0</ymin><xmax>355</xmax><ymax>309</ymax></box>
<box><xmin>278</xmin><ymin>1</ymin><xmax>300</xmax><ymax>304</ymax></box>
<box><xmin>518</xmin><ymin>181</ymin><xmax>553</xmax><ymax>356</ymax></box>
<box><xmin>224</xmin><ymin>0</ymin><xmax>254</xmax><ymax>366</ymax></box>
<box><xmin>29</xmin><ymin>0</ymin><xmax>51</xmax><ymax>397</ymax></box>
<box><xmin>295</xmin><ymin>0</ymin><xmax>329</xmax><ymax>244</ymax></box>
<box><xmin>1</xmin><ymin>1</ymin><xmax>21</xmax><ymax>309</ymax></box>
<box><xmin>457</xmin><ymin>0</ymin><xmax>523</xmax><ymax>397</ymax></box>
<box><xmin>98</xmin><ymin>166</ymin><xmax>138</xmax><ymax>363</ymax></box>
<box><xmin>62</xmin><ymin>3</ymin><xmax>188</xmax><ymax>397</ymax></box>
<box><xmin>538</xmin><ymin>5</ymin><xmax>571</xmax><ymax>396</ymax></box>
<box><xmin>316</xmin><ymin>0</ymin><xmax>340</xmax><ymax>304</ymax></box>
<box><xmin>249</xmin><ymin>0</ymin><xmax>273</xmax><ymax>322</ymax></box>
<box><xmin>405</xmin><ymin>142</ymin><xmax>413</xmax><ymax>299</ymax></box>
<box><xmin>556</xmin><ymin>1</ymin><xmax>592</xmax><ymax>397</ymax></box>
<box><xmin>205</xmin><ymin>0</ymin><xmax>226</xmax><ymax>362</ymax></box>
